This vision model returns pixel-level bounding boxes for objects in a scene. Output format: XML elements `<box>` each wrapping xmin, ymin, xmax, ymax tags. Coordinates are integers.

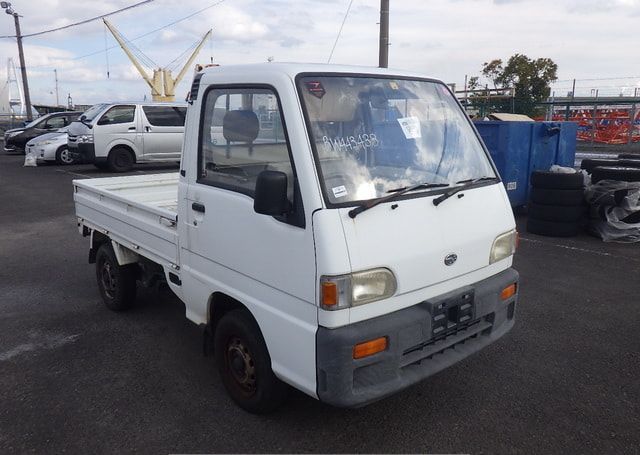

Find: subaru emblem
<box><xmin>444</xmin><ymin>253</ymin><xmax>457</xmax><ymax>266</ymax></box>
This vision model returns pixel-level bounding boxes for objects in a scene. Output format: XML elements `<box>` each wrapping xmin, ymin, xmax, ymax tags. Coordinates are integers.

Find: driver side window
<box><xmin>98</xmin><ymin>105</ymin><xmax>136</xmax><ymax>125</ymax></box>
<box><xmin>198</xmin><ymin>87</ymin><xmax>294</xmax><ymax>201</ymax></box>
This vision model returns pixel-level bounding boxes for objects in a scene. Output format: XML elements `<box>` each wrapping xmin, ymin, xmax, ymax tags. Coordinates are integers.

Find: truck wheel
<box><xmin>107</xmin><ymin>147</ymin><xmax>134</xmax><ymax>173</ymax></box>
<box><xmin>214</xmin><ymin>309</ymin><xmax>288</xmax><ymax>413</ymax></box>
<box><xmin>55</xmin><ymin>146</ymin><xmax>75</xmax><ymax>165</ymax></box>
<box><xmin>95</xmin><ymin>244</ymin><xmax>137</xmax><ymax>311</ymax></box>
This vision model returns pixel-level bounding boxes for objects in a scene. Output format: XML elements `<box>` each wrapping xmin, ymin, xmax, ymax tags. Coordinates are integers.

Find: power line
<box><xmin>0</xmin><ymin>0</ymin><xmax>155</xmax><ymax>39</ymax></box>
<box><xmin>28</xmin><ymin>0</ymin><xmax>227</xmax><ymax>70</ymax></box>
<box><xmin>327</xmin><ymin>0</ymin><xmax>355</xmax><ymax>63</ymax></box>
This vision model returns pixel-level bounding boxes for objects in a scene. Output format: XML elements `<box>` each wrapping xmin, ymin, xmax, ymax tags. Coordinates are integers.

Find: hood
<box><xmin>67</xmin><ymin>121</ymin><xmax>91</xmax><ymax>136</ymax></box>
<box><xmin>338</xmin><ymin>183</ymin><xmax>514</xmax><ymax>296</ymax></box>
<box><xmin>27</xmin><ymin>131</ymin><xmax>66</xmax><ymax>145</ymax></box>
<box><xmin>4</xmin><ymin>127</ymin><xmax>25</xmax><ymax>134</ymax></box>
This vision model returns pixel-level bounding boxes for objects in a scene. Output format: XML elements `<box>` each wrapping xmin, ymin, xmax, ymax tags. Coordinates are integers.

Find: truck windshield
<box><xmin>298</xmin><ymin>75</ymin><xmax>496</xmax><ymax>205</ymax></box>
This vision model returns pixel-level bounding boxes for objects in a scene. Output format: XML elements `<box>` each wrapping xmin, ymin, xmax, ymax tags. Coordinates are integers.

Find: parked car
<box><xmin>73</xmin><ymin>63</ymin><xmax>519</xmax><ymax>413</ymax></box>
<box><xmin>25</xmin><ymin>126</ymin><xmax>76</xmax><ymax>165</ymax></box>
<box><xmin>67</xmin><ymin>102</ymin><xmax>186</xmax><ymax>172</ymax></box>
<box><xmin>3</xmin><ymin>111</ymin><xmax>81</xmax><ymax>153</ymax></box>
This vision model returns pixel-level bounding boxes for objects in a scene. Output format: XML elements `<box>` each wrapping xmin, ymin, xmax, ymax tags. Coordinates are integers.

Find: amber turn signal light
<box><xmin>321</xmin><ymin>281</ymin><xmax>338</xmax><ymax>307</ymax></box>
<box><xmin>353</xmin><ymin>336</ymin><xmax>388</xmax><ymax>359</ymax></box>
<box><xmin>500</xmin><ymin>283</ymin><xmax>517</xmax><ymax>301</ymax></box>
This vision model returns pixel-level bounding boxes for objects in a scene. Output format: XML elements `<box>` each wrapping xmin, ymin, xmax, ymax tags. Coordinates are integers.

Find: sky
<box><xmin>0</xmin><ymin>0</ymin><xmax>639</xmax><ymax>108</ymax></box>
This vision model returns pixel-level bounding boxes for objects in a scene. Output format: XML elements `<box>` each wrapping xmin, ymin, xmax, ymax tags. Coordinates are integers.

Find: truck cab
<box><xmin>74</xmin><ymin>63</ymin><xmax>518</xmax><ymax>413</ymax></box>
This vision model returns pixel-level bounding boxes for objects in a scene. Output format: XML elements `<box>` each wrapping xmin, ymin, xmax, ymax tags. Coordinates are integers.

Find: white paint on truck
<box><xmin>73</xmin><ymin>63</ymin><xmax>519</xmax><ymax>412</ymax></box>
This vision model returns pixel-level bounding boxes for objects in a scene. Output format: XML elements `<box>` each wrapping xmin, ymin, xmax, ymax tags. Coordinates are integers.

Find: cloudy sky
<box><xmin>0</xmin><ymin>0</ymin><xmax>639</xmax><ymax>107</ymax></box>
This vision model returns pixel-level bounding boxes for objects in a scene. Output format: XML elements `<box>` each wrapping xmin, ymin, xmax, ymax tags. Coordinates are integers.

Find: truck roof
<box><xmin>199</xmin><ymin>62</ymin><xmax>441</xmax><ymax>83</ymax></box>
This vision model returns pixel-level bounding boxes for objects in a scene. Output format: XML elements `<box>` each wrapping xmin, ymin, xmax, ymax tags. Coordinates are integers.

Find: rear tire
<box><xmin>107</xmin><ymin>147</ymin><xmax>134</xmax><ymax>173</ymax></box>
<box><xmin>214</xmin><ymin>309</ymin><xmax>288</xmax><ymax>414</ymax></box>
<box><xmin>95</xmin><ymin>244</ymin><xmax>137</xmax><ymax>311</ymax></box>
<box><xmin>55</xmin><ymin>146</ymin><xmax>75</xmax><ymax>165</ymax></box>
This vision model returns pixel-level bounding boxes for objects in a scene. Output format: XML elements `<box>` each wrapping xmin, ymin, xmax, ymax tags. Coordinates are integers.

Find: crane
<box><xmin>103</xmin><ymin>19</ymin><xmax>212</xmax><ymax>102</ymax></box>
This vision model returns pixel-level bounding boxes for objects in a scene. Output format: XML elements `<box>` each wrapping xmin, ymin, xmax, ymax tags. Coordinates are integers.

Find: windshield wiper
<box><xmin>348</xmin><ymin>182</ymin><xmax>449</xmax><ymax>219</ymax></box>
<box><xmin>432</xmin><ymin>176</ymin><xmax>498</xmax><ymax>207</ymax></box>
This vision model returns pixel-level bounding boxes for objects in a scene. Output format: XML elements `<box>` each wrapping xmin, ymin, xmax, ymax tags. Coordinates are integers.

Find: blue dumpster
<box><xmin>474</xmin><ymin>121</ymin><xmax>577</xmax><ymax>207</ymax></box>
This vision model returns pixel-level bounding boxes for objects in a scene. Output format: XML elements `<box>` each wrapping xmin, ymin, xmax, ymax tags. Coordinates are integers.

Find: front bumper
<box><xmin>316</xmin><ymin>267</ymin><xmax>519</xmax><ymax>408</ymax></box>
<box><xmin>3</xmin><ymin>142</ymin><xmax>21</xmax><ymax>153</ymax></box>
<box><xmin>68</xmin><ymin>142</ymin><xmax>96</xmax><ymax>163</ymax></box>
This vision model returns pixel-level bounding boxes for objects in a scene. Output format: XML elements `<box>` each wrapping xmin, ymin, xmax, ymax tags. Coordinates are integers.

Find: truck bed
<box><xmin>73</xmin><ymin>173</ymin><xmax>180</xmax><ymax>268</ymax></box>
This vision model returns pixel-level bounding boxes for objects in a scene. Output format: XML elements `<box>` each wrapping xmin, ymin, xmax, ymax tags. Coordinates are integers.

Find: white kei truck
<box><xmin>73</xmin><ymin>63</ymin><xmax>519</xmax><ymax>413</ymax></box>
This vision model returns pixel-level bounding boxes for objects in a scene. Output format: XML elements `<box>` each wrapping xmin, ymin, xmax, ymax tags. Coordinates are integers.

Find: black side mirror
<box><xmin>80</xmin><ymin>114</ymin><xmax>86</xmax><ymax>121</ymax></box>
<box><xmin>254</xmin><ymin>170</ymin><xmax>291</xmax><ymax>216</ymax></box>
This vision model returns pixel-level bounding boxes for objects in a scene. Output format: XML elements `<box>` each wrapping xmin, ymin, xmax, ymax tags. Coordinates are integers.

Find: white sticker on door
<box><xmin>506</xmin><ymin>181</ymin><xmax>517</xmax><ymax>191</ymax></box>
<box><xmin>332</xmin><ymin>185</ymin><xmax>348</xmax><ymax>198</ymax></box>
<box><xmin>397</xmin><ymin>116</ymin><xmax>422</xmax><ymax>139</ymax></box>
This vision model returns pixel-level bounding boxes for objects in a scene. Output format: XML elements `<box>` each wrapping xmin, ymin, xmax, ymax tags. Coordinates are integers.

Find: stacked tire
<box><xmin>527</xmin><ymin>171</ymin><xmax>585</xmax><ymax>237</ymax></box>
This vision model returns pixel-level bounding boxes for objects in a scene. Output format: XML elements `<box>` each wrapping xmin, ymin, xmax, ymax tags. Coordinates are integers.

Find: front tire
<box><xmin>55</xmin><ymin>146</ymin><xmax>76</xmax><ymax>165</ymax></box>
<box><xmin>95</xmin><ymin>244</ymin><xmax>137</xmax><ymax>311</ymax></box>
<box><xmin>214</xmin><ymin>310</ymin><xmax>288</xmax><ymax>413</ymax></box>
<box><xmin>107</xmin><ymin>147</ymin><xmax>134</xmax><ymax>173</ymax></box>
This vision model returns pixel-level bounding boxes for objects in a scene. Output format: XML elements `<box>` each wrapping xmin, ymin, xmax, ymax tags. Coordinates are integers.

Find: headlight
<box><xmin>7</xmin><ymin>131</ymin><xmax>21</xmax><ymax>138</ymax></box>
<box><xmin>78</xmin><ymin>134</ymin><xmax>93</xmax><ymax>143</ymax></box>
<box><xmin>35</xmin><ymin>140</ymin><xmax>53</xmax><ymax>146</ymax></box>
<box><xmin>320</xmin><ymin>268</ymin><xmax>397</xmax><ymax>310</ymax></box>
<box><xmin>490</xmin><ymin>229</ymin><xmax>517</xmax><ymax>264</ymax></box>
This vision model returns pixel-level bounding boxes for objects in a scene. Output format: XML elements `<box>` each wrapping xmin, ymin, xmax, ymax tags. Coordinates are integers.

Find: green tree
<box><xmin>468</xmin><ymin>54</ymin><xmax>558</xmax><ymax>116</ymax></box>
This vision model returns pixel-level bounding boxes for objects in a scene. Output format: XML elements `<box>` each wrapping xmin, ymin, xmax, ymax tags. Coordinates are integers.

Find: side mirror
<box><xmin>254</xmin><ymin>170</ymin><xmax>291</xmax><ymax>216</ymax></box>
<box><xmin>80</xmin><ymin>114</ymin><xmax>86</xmax><ymax>121</ymax></box>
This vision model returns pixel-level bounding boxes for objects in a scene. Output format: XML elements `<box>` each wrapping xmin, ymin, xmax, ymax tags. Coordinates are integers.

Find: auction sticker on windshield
<box><xmin>397</xmin><ymin>116</ymin><xmax>421</xmax><ymax>139</ymax></box>
<box><xmin>332</xmin><ymin>185</ymin><xmax>348</xmax><ymax>198</ymax></box>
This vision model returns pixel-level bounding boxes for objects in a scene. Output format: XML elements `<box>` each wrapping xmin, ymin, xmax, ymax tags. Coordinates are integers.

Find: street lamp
<box><xmin>1</xmin><ymin>2</ymin><xmax>33</xmax><ymax>121</ymax></box>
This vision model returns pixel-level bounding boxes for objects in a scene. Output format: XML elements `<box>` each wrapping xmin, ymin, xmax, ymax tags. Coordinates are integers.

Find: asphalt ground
<box><xmin>0</xmin><ymin>152</ymin><xmax>639</xmax><ymax>454</ymax></box>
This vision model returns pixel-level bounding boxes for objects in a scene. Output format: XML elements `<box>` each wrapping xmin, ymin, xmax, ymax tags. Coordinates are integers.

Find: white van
<box><xmin>67</xmin><ymin>102</ymin><xmax>186</xmax><ymax>172</ymax></box>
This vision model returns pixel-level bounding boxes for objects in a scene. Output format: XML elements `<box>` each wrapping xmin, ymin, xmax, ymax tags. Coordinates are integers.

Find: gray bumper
<box><xmin>316</xmin><ymin>268</ymin><xmax>519</xmax><ymax>408</ymax></box>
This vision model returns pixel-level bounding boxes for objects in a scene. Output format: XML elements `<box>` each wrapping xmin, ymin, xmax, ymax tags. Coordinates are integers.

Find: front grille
<box><xmin>400</xmin><ymin>315</ymin><xmax>494</xmax><ymax>368</ymax></box>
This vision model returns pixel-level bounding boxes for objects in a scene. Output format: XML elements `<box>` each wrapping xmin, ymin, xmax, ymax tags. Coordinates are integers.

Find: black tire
<box><xmin>591</xmin><ymin>166</ymin><xmax>640</xmax><ymax>184</ymax></box>
<box><xmin>107</xmin><ymin>147</ymin><xmax>134</xmax><ymax>173</ymax></box>
<box><xmin>530</xmin><ymin>170</ymin><xmax>584</xmax><ymax>190</ymax></box>
<box><xmin>526</xmin><ymin>218</ymin><xmax>580</xmax><ymax>237</ymax></box>
<box><xmin>55</xmin><ymin>146</ymin><xmax>75</xmax><ymax>165</ymax></box>
<box><xmin>618</xmin><ymin>153</ymin><xmax>640</xmax><ymax>160</ymax></box>
<box><xmin>528</xmin><ymin>203</ymin><xmax>585</xmax><ymax>222</ymax></box>
<box><xmin>580</xmin><ymin>158</ymin><xmax>624</xmax><ymax>174</ymax></box>
<box><xmin>95</xmin><ymin>244</ymin><xmax>137</xmax><ymax>311</ymax></box>
<box><xmin>530</xmin><ymin>187</ymin><xmax>584</xmax><ymax>206</ymax></box>
<box><xmin>622</xmin><ymin>211</ymin><xmax>640</xmax><ymax>224</ymax></box>
<box><xmin>214</xmin><ymin>309</ymin><xmax>288</xmax><ymax>414</ymax></box>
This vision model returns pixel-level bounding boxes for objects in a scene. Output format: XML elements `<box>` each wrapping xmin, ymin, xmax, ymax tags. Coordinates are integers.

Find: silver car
<box><xmin>26</xmin><ymin>127</ymin><xmax>76</xmax><ymax>165</ymax></box>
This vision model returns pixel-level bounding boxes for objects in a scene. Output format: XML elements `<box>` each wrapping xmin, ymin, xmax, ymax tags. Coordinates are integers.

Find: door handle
<box><xmin>192</xmin><ymin>202</ymin><xmax>205</xmax><ymax>213</ymax></box>
<box><xmin>145</xmin><ymin>126</ymin><xmax>151</xmax><ymax>132</ymax></box>
<box><xmin>128</xmin><ymin>126</ymin><xmax>136</xmax><ymax>131</ymax></box>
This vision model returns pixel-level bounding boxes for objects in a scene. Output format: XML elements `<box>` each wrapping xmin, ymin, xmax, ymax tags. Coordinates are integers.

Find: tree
<box><xmin>467</xmin><ymin>54</ymin><xmax>558</xmax><ymax>116</ymax></box>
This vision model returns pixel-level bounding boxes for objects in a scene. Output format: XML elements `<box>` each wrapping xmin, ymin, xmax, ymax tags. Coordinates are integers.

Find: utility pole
<box><xmin>1</xmin><ymin>3</ymin><xmax>34</xmax><ymax>120</ymax></box>
<box><xmin>54</xmin><ymin>69</ymin><xmax>59</xmax><ymax>107</ymax></box>
<box><xmin>378</xmin><ymin>0</ymin><xmax>389</xmax><ymax>68</ymax></box>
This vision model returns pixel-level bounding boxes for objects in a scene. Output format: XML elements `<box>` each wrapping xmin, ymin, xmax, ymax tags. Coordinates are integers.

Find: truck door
<box><xmin>140</xmin><ymin>105</ymin><xmax>186</xmax><ymax>161</ymax></box>
<box><xmin>180</xmin><ymin>85</ymin><xmax>317</xmax><ymax>394</ymax></box>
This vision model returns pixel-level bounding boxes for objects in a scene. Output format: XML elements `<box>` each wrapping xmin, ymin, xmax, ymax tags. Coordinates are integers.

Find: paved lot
<box><xmin>1</xmin><ymin>152</ymin><xmax>639</xmax><ymax>454</ymax></box>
